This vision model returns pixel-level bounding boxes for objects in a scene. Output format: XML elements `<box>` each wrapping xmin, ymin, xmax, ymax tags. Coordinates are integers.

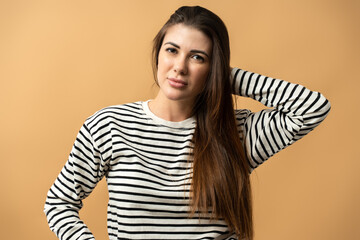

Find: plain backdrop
<box><xmin>0</xmin><ymin>0</ymin><xmax>359</xmax><ymax>239</ymax></box>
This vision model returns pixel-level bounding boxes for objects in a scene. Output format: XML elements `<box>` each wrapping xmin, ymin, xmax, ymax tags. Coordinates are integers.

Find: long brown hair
<box><xmin>152</xmin><ymin>6</ymin><xmax>253</xmax><ymax>239</ymax></box>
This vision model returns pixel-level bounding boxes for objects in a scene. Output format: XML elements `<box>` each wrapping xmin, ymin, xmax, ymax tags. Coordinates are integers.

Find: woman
<box><xmin>44</xmin><ymin>6</ymin><xmax>331</xmax><ymax>240</ymax></box>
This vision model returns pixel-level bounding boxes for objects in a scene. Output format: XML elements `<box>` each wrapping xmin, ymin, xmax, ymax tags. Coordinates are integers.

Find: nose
<box><xmin>174</xmin><ymin>55</ymin><xmax>188</xmax><ymax>75</ymax></box>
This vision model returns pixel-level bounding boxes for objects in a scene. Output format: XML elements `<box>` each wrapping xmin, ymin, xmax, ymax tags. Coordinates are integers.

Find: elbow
<box><xmin>303</xmin><ymin>93</ymin><xmax>331</xmax><ymax>124</ymax></box>
<box><xmin>319</xmin><ymin>93</ymin><xmax>331</xmax><ymax>118</ymax></box>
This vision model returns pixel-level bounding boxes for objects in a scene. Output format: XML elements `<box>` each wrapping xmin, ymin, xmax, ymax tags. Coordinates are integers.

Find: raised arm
<box><xmin>44</xmin><ymin>122</ymin><xmax>109</xmax><ymax>240</ymax></box>
<box><xmin>231</xmin><ymin>68</ymin><xmax>331</xmax><ymax>171</ymax></box>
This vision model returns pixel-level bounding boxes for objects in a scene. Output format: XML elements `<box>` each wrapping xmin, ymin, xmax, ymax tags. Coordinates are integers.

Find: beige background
<box><xmin>0</xmin><ymin>0</ymin><xmax>359</xmax><ymax>239</ymax></box>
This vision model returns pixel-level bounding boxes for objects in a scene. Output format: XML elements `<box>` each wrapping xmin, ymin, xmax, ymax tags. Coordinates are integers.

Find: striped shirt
<box><xmin>44</xmin><ymin>68</ymin><xmax>331</xmax><ymax>239</ymax></box>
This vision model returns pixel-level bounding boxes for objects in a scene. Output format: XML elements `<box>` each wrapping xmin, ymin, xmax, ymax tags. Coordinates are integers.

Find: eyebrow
<box><xmin>164</xmin><ymin>42</ymin><xmax>210</xmax><ymax>58</ymax></box>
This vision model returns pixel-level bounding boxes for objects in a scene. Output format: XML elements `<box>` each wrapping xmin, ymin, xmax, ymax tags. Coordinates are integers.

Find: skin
<box><xmin>149</xmin><ymin>24</ymin><xmax>213</xmax><ymax>122</ymax></box>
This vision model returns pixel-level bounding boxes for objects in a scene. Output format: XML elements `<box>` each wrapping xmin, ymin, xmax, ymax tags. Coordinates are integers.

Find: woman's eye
<box><xmin>192</xmin><ymin>55</ymin><xmax>205</xmax><ymax>62</ymax></box>
<box><xmin>166</xmin><ymin>48</ymin><xmax>177</xmax><ymax>54</ymax></box>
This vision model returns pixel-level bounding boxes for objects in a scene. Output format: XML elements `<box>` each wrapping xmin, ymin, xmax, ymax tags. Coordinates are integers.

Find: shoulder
<box><xmin>89</xmin><ymin>101</ymin><xmax>144</xmax><ymax>119</ymax></box>
<box><xmin>234</xmin><ymin>108</ymin><xmax>252</xmax><ymax>122</ymax></box>
<box><xmin>233</xmin><ymin>109</ymin><xmax>252</xmax><ymax>139</ymax></box>
<box><xmin>84</xmin><ymin>101</ymin><xmax>148</xmax><ymax>130</ymax></box>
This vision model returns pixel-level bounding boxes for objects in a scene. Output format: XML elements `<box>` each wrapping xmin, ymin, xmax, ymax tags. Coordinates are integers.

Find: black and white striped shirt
<box><xmin>44</xmin><ymin>68</ymin><xmax>331</xmax><ymax>239</ymax></box>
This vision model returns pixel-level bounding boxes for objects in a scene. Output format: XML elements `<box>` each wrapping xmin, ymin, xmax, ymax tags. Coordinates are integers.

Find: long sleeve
<box><xmin>44</xmin><ymin>122</ymin><xmax>109</xmax><ymax>240</ymax></box>
<box><xmin>231</xmin><ymin>68</ymin><xmax>331</xmax><ymax>171</ymax></box>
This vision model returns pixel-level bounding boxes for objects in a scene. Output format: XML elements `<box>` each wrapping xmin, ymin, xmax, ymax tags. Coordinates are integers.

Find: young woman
<box><xmin>44</xmin><ymin>6</ymin><xmax>331</xmax><ymax>240</ymax></box>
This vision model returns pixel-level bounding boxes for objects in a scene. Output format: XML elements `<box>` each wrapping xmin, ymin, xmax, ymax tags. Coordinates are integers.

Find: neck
<box><xmin>149</xmin><ymin>92</ymin><xmax>194</xmax><ymax>122</ymax></box>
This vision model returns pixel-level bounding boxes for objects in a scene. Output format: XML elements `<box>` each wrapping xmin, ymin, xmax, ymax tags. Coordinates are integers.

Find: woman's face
<box><xmin>156</xmin><ymin>24</ymin><xmax>212</xmax><ymax>106</ymax></box>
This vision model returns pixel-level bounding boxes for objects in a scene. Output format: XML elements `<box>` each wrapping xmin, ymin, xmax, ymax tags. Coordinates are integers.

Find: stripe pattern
<box><xmin>231</xmin><ymin>68</ymin><xmax>331</xmax><ymax>171</ymax></box>
<box><xmin>44</xmin><ymin>68</ymin><xmax>330</xmax><ymax>239</ymax></box>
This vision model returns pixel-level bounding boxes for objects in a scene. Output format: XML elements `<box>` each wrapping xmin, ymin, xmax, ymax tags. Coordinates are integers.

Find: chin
<box><xmin>165</xmin><ymin>95</ymin><xmax>186</xmax><ymax>101</ymax></box>
<box><xmin>161</xmin><ymin>89</ymin><xmax>185</xmax><ymax>101</ymax></box>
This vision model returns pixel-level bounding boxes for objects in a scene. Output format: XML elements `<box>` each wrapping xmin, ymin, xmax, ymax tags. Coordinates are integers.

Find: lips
<box><xmin>167</xmin><ymin>77</ymin><xmax>188</xmax><ymax>88</ymax></box>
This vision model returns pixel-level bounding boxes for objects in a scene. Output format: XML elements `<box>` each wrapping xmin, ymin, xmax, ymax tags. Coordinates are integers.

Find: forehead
<box><xmin>163</xmin><ymin>24</ymin><xmax>212</xmax><ymax>53</ymax></box>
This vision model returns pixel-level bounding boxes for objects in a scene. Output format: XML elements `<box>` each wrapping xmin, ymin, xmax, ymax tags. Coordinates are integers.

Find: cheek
<box><xmin>195</xmin><ymin>66</ymin><xmax>210</xmax><ymax>84</ymax></box>
<box><xmin>158</xmin><ymin>52</ymin><xmax>172</xmax><ymax>70</ymax></box>
<box><xmin>190</xmin><ymin>67</ymin><xmax>210</xmax><ymax>95</ymax></box>
<box><xmin>156</xmin><ymin>55</ymin><xmax>165</xmax><ymax>81</ymax></box>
